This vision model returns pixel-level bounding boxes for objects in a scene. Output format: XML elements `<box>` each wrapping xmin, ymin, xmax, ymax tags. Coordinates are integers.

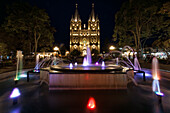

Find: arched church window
<box><xmin>92</xmin><ymin>45</ymin><xmax>96</xmax><ymax>49</ymax></box>
<box><xmin>74</xmin><ymin>45</ymin><xmax>77</xmax><ymax>49</ymax></box>
<box><xmin>76</xmin><ymin>38</ymin><xmax>78</xmax><ymax>43</ymax></box>
<box><xmin>93</xmin><ymin>38</ymin><xmax>96</xmax><ymax>43</ymax></box>
<box><xmin>83</xmin><ymin>38</ymin><xmax>86</xmax><ymax>44</ymax></box>
<box><xmin>91</xmin><ymin>37</ymin><xmax>93</xmax><ymax>43</ymax></box>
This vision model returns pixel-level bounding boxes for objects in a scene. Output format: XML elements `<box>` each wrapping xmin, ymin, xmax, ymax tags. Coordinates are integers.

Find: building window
<box><xmin>93</xmin><ymin>38</ymin><xmax>96</xmax><ymax>43</ymax></box>
<box><xmin>83</xmin><ymin>38</ymin><xmax>86</xmax><ymax>44</ymax></box>
<box><xmin>73</xmin><ymin>38</ymin><xmax>76</xmax><ymax>43</ymax></box>
<box><xmin>92</xmin><ymin>45</ymin><xmax>96</xmax><ymax>49</ymax></box>
<box><xmin>91</xmin><ymin>38</ymin><xmax>93</xmax><ymax>43</ymax></box>
<box><xmin>76</xmin><ymin>38</ymin><xmax>78</xmax><ymax>43</ymax></box>
<box><xmin>74</xmin><ymin>45</ymin><xmax>77</xmax><ymax>49</ymax></box>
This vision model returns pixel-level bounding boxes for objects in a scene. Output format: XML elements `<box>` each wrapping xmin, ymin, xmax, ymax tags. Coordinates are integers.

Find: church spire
<box><xmin>74</xmin><ymin>4</ymin><xmax>80</xmax><ymax>22</ymax></box>
<box><xmin>89</xmin><ymin>3</ymin><xmax>95</xmax><ymax>22</ymax></box>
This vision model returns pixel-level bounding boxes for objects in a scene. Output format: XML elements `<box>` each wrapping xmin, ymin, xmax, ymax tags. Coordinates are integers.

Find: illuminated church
<box><xmin>70</xmin><ymin>4</ymin><xmax>100</xmax><ymax>56</ymax></box>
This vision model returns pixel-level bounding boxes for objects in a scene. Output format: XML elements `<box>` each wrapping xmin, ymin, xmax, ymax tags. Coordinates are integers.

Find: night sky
<box><xmin>1</xmin><ymin>0</ymin><xmax>127</xmax><ymax>51</ymax></box>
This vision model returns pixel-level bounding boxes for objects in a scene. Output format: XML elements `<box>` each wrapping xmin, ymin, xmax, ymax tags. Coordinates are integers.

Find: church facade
<box><xmin>70</xmin><ymin>4</ymin><xmax>100</xmax><ymax>56</ymax></box>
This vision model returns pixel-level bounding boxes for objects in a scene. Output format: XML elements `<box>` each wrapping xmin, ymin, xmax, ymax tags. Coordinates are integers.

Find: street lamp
<box><xmin>53</xmin><ymin>46</ymin><xmax>59</xmax><ymax>51</ymax></box>
<box><xmin>109</xmin><ymin>46</ymin><xmax>115</xmax><ymax>51</ymax></box>
<box><xmin>65</xmin><ymin>51</ymin><xmax>69</xmax><ymax>56</ymax></box>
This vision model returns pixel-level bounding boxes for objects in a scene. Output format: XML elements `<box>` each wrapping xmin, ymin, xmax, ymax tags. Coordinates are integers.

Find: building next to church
<box><xmin>70</xmin><ymin>4</ymin><xmax>100</xmax><ymax>56</ymax></box>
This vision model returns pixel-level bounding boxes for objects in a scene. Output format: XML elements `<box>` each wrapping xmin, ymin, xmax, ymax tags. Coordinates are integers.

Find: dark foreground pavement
<box><xmin>0</xmin><ymin>69</ymin><xmax>170</xmax><ymax>113</ymax></box>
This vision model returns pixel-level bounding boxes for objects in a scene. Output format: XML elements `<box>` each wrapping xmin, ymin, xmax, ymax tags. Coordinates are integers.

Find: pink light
<box><xmin>10</xmin><ymin>88</ymin><xmax>21</xmax><ymax>98</ymax></box>
<box><xmin>87</xmin><ymin>97</ymin><xmax>96</xmax><ymax>110</ymax></box>
<box><xmin>95</xmin><ymin>62</ymin><xmax>98</xmax><ymax>65</ymax></box>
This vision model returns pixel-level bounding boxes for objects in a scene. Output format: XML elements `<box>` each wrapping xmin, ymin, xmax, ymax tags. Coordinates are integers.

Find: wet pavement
<box><xmin>0</xmin><ymin>69</ymin><xmax>170</xmax><ymax>113</ymax></box>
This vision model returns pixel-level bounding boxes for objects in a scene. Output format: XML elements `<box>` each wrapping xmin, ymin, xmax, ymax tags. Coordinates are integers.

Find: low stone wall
<box><xmin>40</xmin><ymin>67</ymin><xmax>134</xmax><ymax>90</ymax></box>
<box><xmin>49</xmin><ymin>73</ymin><xmax>129</xmax><ymax>90</ymax></box>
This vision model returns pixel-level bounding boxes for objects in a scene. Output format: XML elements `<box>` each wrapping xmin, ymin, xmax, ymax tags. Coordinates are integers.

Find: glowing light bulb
<box><xmin>75</xmin><ymin>62</ymin><xmax>77</xmax><ymax>66</ymax></box>
<box><xmin>87</xmin><ymin>97</ymin><xmax>96</xmax><ymax>110</ymax></box>
<box><xmin>102</xmin><ymin>61</ymin><xmax>105</xmax><ymax>67</ymax></box>
<box><xmin>95</xmin><ymin>62</ymin><xmax>98</xmax><ymax>65</ymax></box>
<box><xmin>155</xmin><ymin>91</ymin><xmax>164</xmax><ymax>96</ymax></box>
<box><xmin>10</xmin><ymin>88</ymin><xmax>21</xmax><ymax>98</ymax></box>
<box><xmin>69</xmin><ymin>63</ymin><xmax>73</xmax><ymax>68</ymax></box>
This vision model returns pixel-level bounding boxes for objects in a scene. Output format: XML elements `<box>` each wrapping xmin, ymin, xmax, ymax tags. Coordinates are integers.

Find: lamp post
<box><xmin>53</xmin><ymin>46</ymin><xmax>60</xmax><ymax>56</ymax></box>
<box><xmin>109</xmin><ymin>46</ymin><xmax>115</xmax><ymax>51</ymax></box>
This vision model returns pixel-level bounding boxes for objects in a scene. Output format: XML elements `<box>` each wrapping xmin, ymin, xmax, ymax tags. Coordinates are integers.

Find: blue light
<box><xmin>136</xmin><ymin>72</ymin><xmax>152</xmax><ymax>77</ymax></box>
<box><xmin>33</xmin><ymin>70</ymin><xmax>40</xmax><ymax>72</ymax></box>
<box><xmin>10</xmin><ymin>88</ymin><xmax>21</xmax><ymax>98</ymax></box>
<box><xmin>19</xmin><ymin>73</ymin><xmax>27</xmax><ymax>78</ymax></box>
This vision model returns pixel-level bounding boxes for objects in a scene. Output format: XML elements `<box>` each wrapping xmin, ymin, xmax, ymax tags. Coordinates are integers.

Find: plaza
<box><xmin>0</xmin><ymin>0</ymin><xmax>170</xmax><ymax>113</ymax></box>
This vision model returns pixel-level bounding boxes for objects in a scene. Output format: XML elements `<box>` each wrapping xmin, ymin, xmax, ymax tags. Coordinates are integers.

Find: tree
<box><xmin>70</xmin><ymin>49</ymin><xmax>81</xmax><ymax>57</ymax></box>
<box><xmin>0</xmin><ymin>43</ymin><xmax>8</xmax><ymax>56</ymax></box>
<box><xmin>113</xmin><ymin>0</ymin><xmax>160</xmax><ymax>56</ymax></box>
<box><xmin>152</xmin><ymin>1</ymin><xmax>170</xmax><ymax>64</ymax></box>
<box><xmin>2</xmin><ymin>2</ymin><xmax>55</xmax><ymax>55</ymax></box>
<box><xmin>91</xmin><ymin>49</ymin><xmax>99</xmax><ymax>57</ymax></box>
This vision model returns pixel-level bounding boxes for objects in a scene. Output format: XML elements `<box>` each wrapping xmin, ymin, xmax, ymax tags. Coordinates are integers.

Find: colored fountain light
<box><xmin>33</xmin><ymin>69</ymin><xmax>40</xmax><ymax>73</ymax></box>
<box><xmin>19</xmin><ymin>73</ymin><xmax>27</xmax><ymax>78</ymax></box>
<box><xmin>152</xmin><ymin>57</ymin><xmax>164</xmax><ymax>96</ymax></box>
<box><xmin>152</xmin><ymin>57</ymin><xmax>160</xmax><ymax>80</ymax></box>
<box><xmin>95</xmin><ymin>62</ymin><xmax>98</xmax><ymax>65</ymax></box>
<box><xmin>83</xmin><ymin>47</ymin><xmax>92</xmax><ymax>66</ymax></box>
<box><xmin>14</xmin><ymin>77</ymin><xmax>19</xmax><ymax>81</ymax></box>
<box><xmin>116</xmin><ymin>57</ymin><xmax>119</xmax><ymax>65</ymax></box>
<box><xmin>75</xmin><ymin>62</ymin><xmax>77</xmax><ymax>66</ymax></box>
<box><xmin>10</xmin><ymin>88</ymin><xmax>21</xmax><ymax>98</ymax></box>
<box><xmin>134</xmin><ymin>57</ymin><xmax>141</xmax><ymax>71</ymax></box>
<box><xmin>15</xmin><ymin>51</ymin><xmax>23</xmax><ymax>81</ymax></box>
<box><xmin>87</xmin><ymin>97</ymin><xmax>96</xmax><ymax>110</ymax></box>
<box><xmin>155</xmin><ymin>91</ymin><xmax>164</xmax><ymax>97</ymax></box>
<box><xmin>69</xmin><ymin>63</ymin><xmax>73</xmax><ymax>68</ymax></box>
<box><xmin>83</xmin><ymin>57</ymin><xmax>88</xmax><ymax>66</ymax></box>
<box><xmin>101</xmin><ymin>61</ymin><xmax>105</xmax><ymax>67</ymax></box>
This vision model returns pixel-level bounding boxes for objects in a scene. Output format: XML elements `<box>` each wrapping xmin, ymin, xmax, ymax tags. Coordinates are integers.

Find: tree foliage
<box><xmin>70</xmin><ymin>49</ymin><xmax>81</xmax><ymax>57</ymax></box>
<box><xmin>0</xmin><ymin>42</ymin><xmax>8</xmax><ymax>56</ymax></box>
<box><xmin>113</xmin><ymin>0</ymin><xmax>163</xmax><ymax>51</ymax></box>
<box><xmin>152</xmin><ymin>1</ymin><xmax>170</xmax><ymax>64</ymax></box>
<box><xmin>2</xmin><ymin>2</ymin><xmax>55</xmax><ymax>55</ymax></box>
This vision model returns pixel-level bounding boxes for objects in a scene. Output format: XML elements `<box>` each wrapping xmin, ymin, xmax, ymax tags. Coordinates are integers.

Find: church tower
<box><xmin>70</xmin><ymin>4</ymin><xmax>81</xmax><ymax>51</ymax></box>
<box><xmin>88</xmin><ymin>3</ymin><xmax>100</xmax><ymax>54</ymax></box>
<box><xmin>70</xmin><ymin>4</ymin><xmax>100</xmax><ymax>56</ymax></box>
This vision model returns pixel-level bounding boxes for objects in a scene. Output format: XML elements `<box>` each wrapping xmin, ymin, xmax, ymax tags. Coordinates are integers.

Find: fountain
<box><xmin>14</xmin><ymin>50</ymin><xmax>23</xmax><ymax>82</ymax></box>
<box><xmin>75</xmin><ymin>62</ymin><xmax>78</xmax><ymax>66</ymax></box>
<box><xmin>39</xmin><ymin>46</ymin><xmax>135</xmax><ymax>90</ymax></box>
<box><xmin>86</xmin><ymin>47</ymin><xmax>92</xmax><ymax>64</ymax></box>
<box><xmin>116</xmin><ymin>58</ymin><xmax>119</xmax><ymax>65</ymax></box>
<box><xmin>35</xmin><ymin>54</ymin><xmax>40</xmax><ymax>69</ymax></box>
<box><xmin>134</xmin><ymin>57</ymin><xmax>141</xmax><ymax>71</ymax></box>
<box><xmin>34</xmin><ymin>56</ymin><xmax>63</xmax><ymax>72</ymax></box>
<box><xmin>69</xmin><ymin>63</ymin><xmax>73</xmax><ymax>69</ymax></box>
<box><xmin>152</xmin><ymin>57</ymin><xmax>164</xmax><ymax>98</ymax></box>
<box><xmin>83</xmin><ymin>47</ymin><xmax>91</xmax><ymax>66</ymax></box>
<box><xmin>101</xmin><ymin>61</ymin><xmax>105</xmax><ymax>67</ymax></box>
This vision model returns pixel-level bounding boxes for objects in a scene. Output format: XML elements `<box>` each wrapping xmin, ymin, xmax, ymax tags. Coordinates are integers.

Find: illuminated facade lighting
<box><xmin>70</xmin><ymin>4</ymin><xmax>100</xmax><ymax>55</ymax></box>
